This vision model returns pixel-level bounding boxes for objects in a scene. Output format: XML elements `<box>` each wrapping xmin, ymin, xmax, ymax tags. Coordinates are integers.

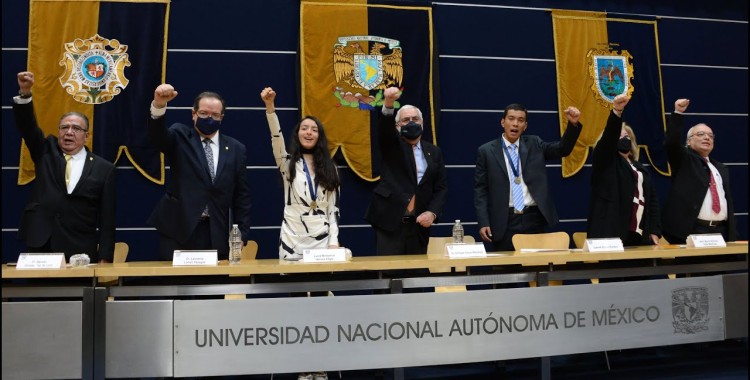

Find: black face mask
<box><xmin>617</xmin><ymin>137</ymin><xmax>631</xmax><ymax>153</ymax></box>
<box><xmin>400</xmin><ymin>121</ymin><xmax>423</xmax><ymax>140</ymax></box>
<box><xmin>195</xmin><ymin>116</ymin><xmax>221</xmax><ymax>136</ymax></box>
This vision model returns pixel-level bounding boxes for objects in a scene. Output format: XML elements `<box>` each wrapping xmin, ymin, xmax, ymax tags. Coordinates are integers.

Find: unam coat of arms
<box><xmin>332</xmin><ymin>35</ymin><xmax>403</xmax><ymax>110</ymax></box>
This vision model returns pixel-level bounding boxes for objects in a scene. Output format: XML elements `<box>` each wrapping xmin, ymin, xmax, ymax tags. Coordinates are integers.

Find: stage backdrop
<box><xmin>1</xmin><ymin>0</ymin><xmax>746</xmax><ymax>262</ymax></box>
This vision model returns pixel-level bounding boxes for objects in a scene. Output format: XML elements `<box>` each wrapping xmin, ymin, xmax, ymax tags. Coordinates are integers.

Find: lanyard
<box><xmin>302</xmin><ymin>159</ymin><xmax>318</xmax><ymax>206</ymax></box>
<box><xmin>501</xmin><ymin>142</ymin><xmax>521</xmax><ymax>181</ymax></box>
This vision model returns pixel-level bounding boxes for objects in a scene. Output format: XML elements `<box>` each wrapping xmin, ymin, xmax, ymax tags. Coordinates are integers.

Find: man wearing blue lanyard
<box><xmin>474</xmin><ymin>103</ymin><xmax>582</xmax><ymax>252</ymax></box>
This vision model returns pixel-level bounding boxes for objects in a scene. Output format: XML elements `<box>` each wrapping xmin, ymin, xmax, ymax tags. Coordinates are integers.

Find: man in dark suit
<box><xmin>662</xmin><ymin>98</ymin><xmax>737</xmax><ymax>243</ymax></box>
<box><xmin>365</xmin><ymin>87</ymin><xmax>448</xmax><ymax>255</ymax></box>
<box><xmin>148</xmin><ymin>84</ymin><xmax>251</xmax><ymax>260</ymax></box>
<box><xmin>12</xmin><ymin>71</ymin><xmax>115</xmax><ymax>262</ymax></box>
<box><xmin>474</xmin><ymin>103</ymin><xmax>582</xmax><ymax>252</ymax></box>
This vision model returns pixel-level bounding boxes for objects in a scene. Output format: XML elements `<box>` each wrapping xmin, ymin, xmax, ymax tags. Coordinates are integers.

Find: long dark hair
<box><xmin>288</xmin><ymin>116</ymin><xmax>340</xmax><ymax>191</ymax></box>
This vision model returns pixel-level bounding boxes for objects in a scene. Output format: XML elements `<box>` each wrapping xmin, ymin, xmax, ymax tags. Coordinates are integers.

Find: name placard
<box><xmin>446</xmin><ymin>243</ymin><xmax>487</xmax><ymax>258</ymax></box>
<box><xmin>303</xmin><ymin>248</ymin><xmax>347</xmax><ymax>263</ymax></box>
<box><xmin>583</xmin><ymin>238</ymin><xmax>624</xmax><ymax>252</ymax></box>
<box><xmin>16</xmin><ymin>252</ymin><xmax>65</xmax><ymax>269</ymax></box>
<box><xmin>172</xmin><ymin>250</ymin><xmax>218</xmax><ymax>266</ymax></box>
<box><xmin>686</xmin><ymin>233</ymin><xmax>726</xmax><ymax>248</ymax></box>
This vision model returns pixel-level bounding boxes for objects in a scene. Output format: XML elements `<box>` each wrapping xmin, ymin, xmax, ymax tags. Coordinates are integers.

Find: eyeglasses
<box><xmin>196</xmin><ymin>110</ymin><xmax>223</xmax><ymax>121</ymax></box>
<box><xmin>689</xmin><ymin>131</ymin><xmax>715</xmax><ymax>140</ymax></box>
<box><xmin>58</xmin><ymin>124</ymin><xmax>87</xmax><ymax>134</ymax></box>
<box><xmin>399</xmin><ymin>116</ymin><xmax>422</xmax><ymax>124</ymax></box>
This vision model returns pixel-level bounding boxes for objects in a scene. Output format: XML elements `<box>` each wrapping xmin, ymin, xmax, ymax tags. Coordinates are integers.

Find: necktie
<box><xmin>706</xmin><ymin>158</ymin><xmax>720</xmax><ymax>213</ymax></box>
<box><xmin>64</xmin><ymin>154</ymin><xmax>72</xmax><ymax>188</ymax></box>
<box><xmin>202</xmin><ymin>139</ymin><xmax>215</xmax><ymax>218</ymax></box>
<box><xmin>509</xmin><ymin>145</ymin><xmax>524</xmax><ymax>212</ymax></box>
<box><xmin>203</xmin><ymin>139</ymin><xmax>215</xmax><ymax>181</ymax></box>
<box><xmin>407</xmin><ymin>145</ymin><xmax>417</xmax><ymax>213</ymax></box>
<box><xmin>628</xmin><ymin>163</ymin><xmax>645</xmax><ymax>234</ymax></box>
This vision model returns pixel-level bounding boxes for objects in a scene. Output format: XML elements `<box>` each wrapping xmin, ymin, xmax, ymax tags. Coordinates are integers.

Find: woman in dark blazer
<box><xmin>587</xmin><ymin>95</ymin><xmax>661</xmax><ymax>246</ymax></box>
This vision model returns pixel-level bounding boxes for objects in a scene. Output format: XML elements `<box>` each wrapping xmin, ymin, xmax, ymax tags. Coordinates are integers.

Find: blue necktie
<box><xmin>509</xmin><ymin>144</ymin><xmax>524</xmax><ymax>212</ymax></box>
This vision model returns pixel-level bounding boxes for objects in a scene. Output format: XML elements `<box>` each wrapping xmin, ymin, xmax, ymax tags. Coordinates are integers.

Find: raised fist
<box><xmin>674</xmin><ymin>98</ymin><xmax>690</xmax><ymax>113</ymax></box>
<box><xmin>153</xmin><ymin>84</ymin><xmax>178</xmax><ymax>108</ymax></box>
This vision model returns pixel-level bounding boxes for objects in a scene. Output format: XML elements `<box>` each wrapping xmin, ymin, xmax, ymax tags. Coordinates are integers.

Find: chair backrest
<box><xmin>572</xmin><ymin>232</ymin><xmax>587</xmax><ymax>249</ymax></box>
<box><xmin>113</xmin><ymin>242</ymin><xmax>129</xmax><ymax>263</ymax></box>
<box><xmin>427</xmin><ymin>235</ymin><xmax>476</xmax><ymax>274</ymax></box>
<box><xmin>512</xmin><ymin>232</ymin><xmax>569</xmax><ymax>250</ymax></box>
<box><xmin>241</xmin><ymin>240</ymin><xmax>259</xmax><ymax>261</ymax></box>
<box><xmin>98</xmin><ymin>242</ymin><xmax>129</xmax><ymax>285</ymax></box>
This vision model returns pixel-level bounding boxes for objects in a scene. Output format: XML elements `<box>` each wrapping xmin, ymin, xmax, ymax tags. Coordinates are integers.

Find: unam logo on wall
<box><xmin>59</xmin><ymin>34</ymin><xmax>130</xmax><ymax>104</ymax></box>
<box><xmin>671</xmin><ymin>286</ymin><xmax>710</xmax><ymax>334</ymax></box>
<box><xmin>332</xmin><ymin>35</ymin><xmax>403</xmax><ymax>110</ymax></box>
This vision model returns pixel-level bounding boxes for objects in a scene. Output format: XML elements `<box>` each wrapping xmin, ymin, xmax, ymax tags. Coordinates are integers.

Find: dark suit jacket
<box><xmin>587</xmin><ymin>111</ymin><xmax>661</xmax><ymax>245</ymax></box>
<box><xmin>474</xmin><ymin>121</ymin><xmax>581</xmax><ymax>242</ymax></box>
<box><xmin>13</xmin><ymin>101</ymin><xmax>116</xmax><ymax>261</ymax></box>
<box><xmin>364</xmin><ymin>112</ymin><xmax>448</xmax><ymax>233</ymax></box>
<box><xmin>662</xmin><ymin>113</ymin><xmax>736</xmax><ymax>243</ymax></box>
<box><xmin>147</xmin><ymin>116</ymin><xmax>251</xmax><ymax>258</ymax></box>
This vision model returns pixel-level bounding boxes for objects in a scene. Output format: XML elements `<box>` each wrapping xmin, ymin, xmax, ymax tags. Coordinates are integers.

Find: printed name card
<box><xmin>686</xmin><ymin>233</ymin><xmax>726</xmax><ymax>248</ymax></box>
<box><xmin>16</xmin><ymin>252</ymin><xmax>65</xmax><ymax>269</ymax></box>
<box><xmin>172</xmin><ymin>250</ymin><xmax>218</xmax><ymax>266</ymax></box>
<box><xmin>446</xmin><ymin>243</ymin><xmax>487</xmax><ymax>258</ymax></box>
<box><xmin>303</xmin><ymin>248</ymin><xmax>347</xmax><ymax>263</ymax></box>
<box><xmin>583</xmin><ymin>238</ymin><xmax>624</xmax><ymax>252</ymax></box>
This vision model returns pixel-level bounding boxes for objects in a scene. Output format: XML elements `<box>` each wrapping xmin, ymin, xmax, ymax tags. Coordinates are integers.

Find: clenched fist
<box><xmin>153</xmin><ymin>84</ymin><xmax>178</xmax><ymax>108</ymax></box>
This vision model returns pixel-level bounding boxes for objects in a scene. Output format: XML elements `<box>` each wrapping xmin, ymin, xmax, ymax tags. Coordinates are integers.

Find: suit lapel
<box><xmin>58</xmin><ymin>152</ymin><xmax>69</xmax><ymax>191</ymax></box>
<box><xmin>419</xmin><ymin>141</ymin><xmax>431</xmax><ymax>185</ymax></box>
<box><xmin>215</xmin><ymin>135</ymin><xmax>228</xmax><ymax>180</ymax></box>
<box><xmin>71</xmin><ymin>151</ymin><xmax>95</xmax><ymax>193</ymax></box>
<box><xmin>190</xmin><ymin>130</ymin><xmax>213</xmax><ymax>181</ymax></box>
<box><xmin>492</xmin><ymin>138</ymin><xmax>510</xmax><ymax>179</ymax></box>
<box><xmin>402</xmin><ymin>140</ymin><xmax>418</xmax><ymax>184</ymax></box>
<box><xmin>518</xmin><ymin>136</ymin><xmax>529</xmax><ymax>174</ymax></box>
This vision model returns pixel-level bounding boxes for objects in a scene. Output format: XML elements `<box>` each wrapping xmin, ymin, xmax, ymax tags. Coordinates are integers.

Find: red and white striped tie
<box><xmin>706</xmin><ymin>158</ymin><xmax>720</xmax><ymax>213</ymax></box>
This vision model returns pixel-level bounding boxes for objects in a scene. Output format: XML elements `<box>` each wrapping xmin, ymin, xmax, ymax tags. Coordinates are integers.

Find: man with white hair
<box><xmin>662</xmin><ymin>98</ymin><xmax>737</xmax><ymax>243</ymax></box>
<box><xmin>364</xmin><ymin>87</ymin><xmax>447</xmax><ymax>255</ymax></box>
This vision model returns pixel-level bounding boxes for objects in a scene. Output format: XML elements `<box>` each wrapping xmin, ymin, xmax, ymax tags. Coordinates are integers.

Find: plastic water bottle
<box><xmin>452</xmin><ymin>219</ymin><xmax>464</xmax><ymax>244</ymax></box>
<box><xmin>228</xmin><ymin>224</ymin><xmax>242</xmax><ymax>264</ymax></box>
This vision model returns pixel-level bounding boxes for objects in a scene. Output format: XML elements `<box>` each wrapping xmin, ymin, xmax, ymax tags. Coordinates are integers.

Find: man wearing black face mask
<box><xmin>147</xmin><ymin>84</ymin><xmax>251</xmax><ymax>260</ymax></box>
<box><xmin>587</xmin><ymin>94</ymin><xmax>661</xmax><ymax>246</ymax></box>
<box><xmin>365</xmin><ymin>86</ymin><xmax>448</xmax><ymax>255</ymax></box>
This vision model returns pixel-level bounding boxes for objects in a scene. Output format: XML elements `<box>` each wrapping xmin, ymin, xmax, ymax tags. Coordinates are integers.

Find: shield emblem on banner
<box><xmin>587</xmin><ymin>49</ymin><xmax>634</xmax><ymax>108</ymax></box>
<box><xmin>353</xmin><ymin>54</ymin><xmax>383</xmax><ymax>90</ymax></box>
<box><xmin>60</xmin><ymin>34</ymin><xmax>130</xmax><ymax>104</ymax></box>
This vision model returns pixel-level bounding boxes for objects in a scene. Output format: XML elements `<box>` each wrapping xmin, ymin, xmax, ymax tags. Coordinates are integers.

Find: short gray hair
<box><xmin>394</xmin><ymin>105</ymin><xmax>423</xmax><ymax>124</ymax></box>
<box><xmin>686</xmin><ymin>123</ymin><xmax>709</xmax><ymax>145</ymax></box>
<box><xmin>59</xmin><ymin>112</ymin><xmax>89</xmax><ymax>131</ymax></box>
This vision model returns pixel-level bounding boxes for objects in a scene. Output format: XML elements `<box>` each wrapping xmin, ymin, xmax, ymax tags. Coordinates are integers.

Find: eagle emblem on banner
<box><xmin>332</xmin><ymin>35</ymin><xmax>403</xmax><ymax>110</ymax></box>
<box><xmin>59</xmin><ymin>34</ymin><xmax>130</xmax><ymax>104</ymax></box>
<box><xmin>587</xmin><ymin>47</ymin><xmax>634</xmax><ymax>108</ymax></box>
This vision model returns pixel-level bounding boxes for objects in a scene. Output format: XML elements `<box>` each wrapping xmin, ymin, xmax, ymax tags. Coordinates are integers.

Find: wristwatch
<box><xmin>18</xmin><ymin>91</ymin><xmax>32</xmax><ymax>99</ymax></box>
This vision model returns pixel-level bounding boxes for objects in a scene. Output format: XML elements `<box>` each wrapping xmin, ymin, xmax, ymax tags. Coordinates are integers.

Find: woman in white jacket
<box><xmin>260</xmin><ymin>87</ymin><xmax>341</xmax><ymax>261</ymax></box>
